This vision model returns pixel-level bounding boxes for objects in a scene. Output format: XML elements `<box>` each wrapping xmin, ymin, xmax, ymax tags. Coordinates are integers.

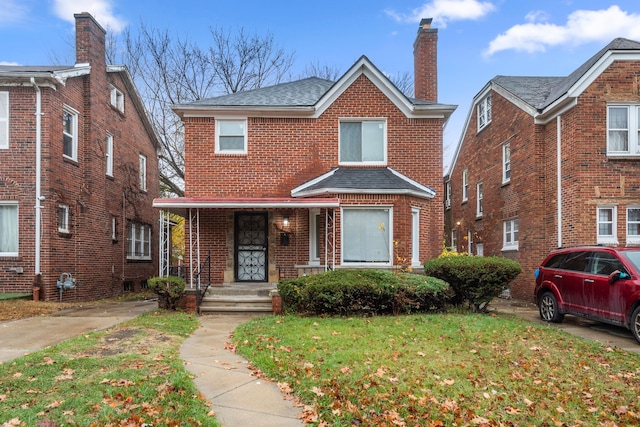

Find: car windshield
<box><xmin>621</xmin><ymin>250</ymin><xmax>640</xmax><ymax>272</ymax></box>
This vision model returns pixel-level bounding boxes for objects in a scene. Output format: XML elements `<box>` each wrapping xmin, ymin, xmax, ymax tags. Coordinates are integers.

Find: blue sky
<box><xmin>3</xmin><ymin>0</ymin><xmax>640</xmax><ymax>170</ymax></box>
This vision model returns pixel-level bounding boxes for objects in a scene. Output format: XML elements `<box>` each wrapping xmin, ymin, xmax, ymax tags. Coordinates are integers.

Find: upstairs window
<box><xmin>339</xmin><ymin>119</ymin><xmax>386</xmax><ymax>165</ymax></box>
<box><xmin>0</xmin><ymin>92</ymin><xmax>8</xmax><ymax>149</ymax></box>
<box><xmin>502</xmin><ymin>142</ymin><xmax>511</xmax><ymax>183</ymax></box>
<box><xmin>106</xmin><ymin>133</ymin><xmax>113</xmax><ymax>177</ymax></box>
<box><xmin>63</xmin><ymin>107</ymin><xmax>78</xmax><ymax>161</ymax></box>
<box><xmin>127</xmin><ymin>223</ymin><xmax>152</xmax><ymax>260</ymax></box>
<box><xmin>110</xmin><ymin>85</ymin><xmax>124</xmax><ymax>113</ymax></box>
<box><xmin>477</xmin><ymin>93</ymin><xmax>492</xmax><ymax>131</ymax></box>
<box><xmin>0</xmin><ymin>202</ymin><xmax>18</xmax><ymax>256</ymax></box>
<box><xmin>216</xmin><ymin>119</ymin><xmax>247</xmax><ymax>154</ymax></box>
<box><xmin>139</xmin><ymin>154</ymin><xmax>147</xmax><ymax>192</ymax></box>
<box><xmin>607</xmin><ymin>105</ymin><xmax>640</xmax><ymax>155</ymax></box>
<box><xmin>462</xmin><ymin>169</ymin><xmax>469</xmax><ymax>202</ymax></box>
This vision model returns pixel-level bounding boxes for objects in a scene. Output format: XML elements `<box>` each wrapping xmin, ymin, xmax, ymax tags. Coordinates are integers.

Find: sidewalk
<box><xmin>179</xmin><ymin>314</ymin><xmax>303</xmax><ymax>427</ymax></box>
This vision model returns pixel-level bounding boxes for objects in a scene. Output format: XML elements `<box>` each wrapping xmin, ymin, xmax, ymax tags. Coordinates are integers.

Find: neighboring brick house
<box><xmin>154</xmin><ymin>19</ymin><xmax>455</xmax><ymax>287</ymax></box>
<box><xmin>0</xmin><ymin>13</ymin><xmax>160</xmax><ymax>301</ymax></box>
<box><xmin>444</xmin><ymin>38</ymin><xmax>640</xmax><ymax>301</ymax></box>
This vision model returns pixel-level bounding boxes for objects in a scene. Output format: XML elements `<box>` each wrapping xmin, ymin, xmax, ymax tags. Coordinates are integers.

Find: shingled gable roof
<box><xmin>291</xmin><ymin>167</ymin><xmax>436</xmax><ymax>199</ymax></box>
<box><xmin>446</xmin><ymin>37</ymin><xmax>640</xmax><ymax>178</ymax></box>
<box><xmin>172</xmin><ymin>55</ymin><xmax>456</xmax><ymax>120</ymax></box>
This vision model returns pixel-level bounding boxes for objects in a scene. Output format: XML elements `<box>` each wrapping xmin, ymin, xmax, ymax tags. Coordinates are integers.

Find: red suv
<box><xmin>534</xmin><ymin>246</ymin><xmax>640</xmax><ymax>343</ymax></box>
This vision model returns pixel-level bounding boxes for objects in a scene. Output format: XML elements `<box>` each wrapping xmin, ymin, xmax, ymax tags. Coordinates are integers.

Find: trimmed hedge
<box><xmin>278</xmin><ymin>269</ymin><xmax>452</xmax><ymax>316</ymax></box>
<box><xmin>148</xmin><ymin>276</ymin><xmax>186</xmax><ymax>310</ymax></box>
<box><xmin>423</xmin><ymin>255</ymin><xmax>521</xmax><ymax>311</ymax></box>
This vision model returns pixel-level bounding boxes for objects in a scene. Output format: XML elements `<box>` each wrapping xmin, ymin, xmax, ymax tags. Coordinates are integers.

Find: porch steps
<box><xmin>198</xmin><ymin>283</ymin><xmax>276</xmax><ymax>314</ymax></box>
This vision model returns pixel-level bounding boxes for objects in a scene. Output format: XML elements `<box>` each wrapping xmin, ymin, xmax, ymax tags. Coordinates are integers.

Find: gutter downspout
<box><xmin>31</xmin><ymin>77</ymin><xmax>43</xmax><ymax>277</ymax></box>
<box><xmin>557</xmin><ymin>115</ymin><xmax>562</xmax><ymax>248</ymax></box>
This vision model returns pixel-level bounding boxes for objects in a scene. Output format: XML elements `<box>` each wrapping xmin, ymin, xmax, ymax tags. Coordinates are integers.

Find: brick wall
<box><xmin>0</xmin><ymin>14</ymin><xmax>159</xmax><ymax>301</ymax></box>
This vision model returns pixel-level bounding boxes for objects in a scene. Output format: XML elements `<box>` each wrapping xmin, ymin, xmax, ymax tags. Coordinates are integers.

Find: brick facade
<box><xmin>0</xmin><ymin>13</ymin><xmax>159</xmax><ymax>301</ymax></box>
<box><xmin>446</xmin><ymin>40</ymin><xmax>640</xmax><ymax>301</ymax></box>
<box><xmin>160</xmin><ymin>19</ymin><xmax>454</xmax><ymax>285</ymax></box>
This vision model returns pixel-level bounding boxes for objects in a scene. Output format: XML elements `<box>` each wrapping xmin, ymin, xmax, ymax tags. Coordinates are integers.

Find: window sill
<box><xmin>606</xmin><ymin>154</ymin><xmax>640</xmax><ymax>160</ymax></box>
<box><xmin>127</xmin><ymin>257</ymin><xmax>152</xmax><ymax>263</ymax></box>
<box><xmin>476</xmin><ymin>214</ymin><xmax>483</xmax><ymax>220</ymax></box>
<box><xmin>597</xmin><ymin>239</ymin><xmax>619</xmax><ymax>246</ymax></box>
<box><xmin>501</xmin><ymin>245</ymin><xmax>519</xmax><ymax>252</ymax></box>
<box><xmin>501</xmin><ymin>180</ymin><xmax>510</xmax><ymax>187</ymax></box>
<box><xmin>58</xmin><ymin>231</ymin><xmax>72</xmax><ymax>238</ymax></box>
<box><xmin>63</xmin><ymin>156</ymin><xmax>79</xmax><ymax>166</ymax></box>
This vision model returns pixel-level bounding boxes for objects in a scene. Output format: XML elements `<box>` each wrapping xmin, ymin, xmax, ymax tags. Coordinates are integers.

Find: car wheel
<box><xmin>630</xmin><ymin>306</ymin><xmax>640</xmax><ymax>344</ymax></box>
<box><xmin>539</xmin><ymin>292</ymin><xmax>564</xmax><ymax>323</ymax></box>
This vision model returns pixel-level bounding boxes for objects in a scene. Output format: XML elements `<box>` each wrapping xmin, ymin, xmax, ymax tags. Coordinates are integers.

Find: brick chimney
<box><xmin>74</xmin><ymin>12</ymin><xmax>106</xmax><ymax>67</ymax></box>
<box><xmin>413</xmin><ymin>18</ymin><xmax>437</xmax><ymax>102</ymax></box>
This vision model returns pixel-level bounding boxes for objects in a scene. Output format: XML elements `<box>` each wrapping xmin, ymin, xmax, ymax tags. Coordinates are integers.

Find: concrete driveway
<box><xmin>492</xmin><ymin>298</ymin><xmax>640</xmax><ymax>354</ymax></box>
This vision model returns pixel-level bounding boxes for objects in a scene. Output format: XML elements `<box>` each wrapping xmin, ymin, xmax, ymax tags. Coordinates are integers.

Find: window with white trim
<box><xmin>309</xmin><ymin>209</ymin><xmax>321</xmax><ymax>264</ymax></box>
<box><xmin>0</xmin><ymin>202</ymin><xmax>18</xmax><ymax>256</ymax></box>
<box><xmin>342</xmin><ymin>207</ymin><xmax>391</xmax><ymax>265</ymax></box>
<box><xmin>106</xmin><ymin>133</ymin><xmax>113</xmax><ymax>177</ymax></box>
<box><xmin>462</xmin><ymin>169</ymin><xmax>469</xmax><ymax>202</ymax></box>
<box><xmin>339</xmin><ymin>119</ymin><xmax>386</xmax><ymax>165</ymax></box>
<box><xmin>139</xmin><ymin>154</ymin><xmax>147</xmax><ymax>191</ymax></box>
<box><xmin>63</xmin><ymin>106</ymin><xmax>78</xmax><ymax>160</ymax></box>
<box><xmin>502</xmin><ymin>142</ymin><xmax>511</xmax><ymax>183</ymax></box>
<box><xmin>476</xmin><ymin>182</ymin><xmax>483</xmax><ymax>217</ymax></box>
<box><xmin>445</xmin><ymin>181</ymin><xmax>451</xmax><ymax>209</ymax></box>
<box><xmin>503</xmin><ymin>218</ymin><xmax>518</xmax><ymax>251</ymax></box>
<box><xmin>0</xmin><ymin>91</ymin><xmax>8</xmax><ymax>149</ymax></box>
<box><xmin>597</xmin><ymin>205</ymin><xmax>618</xmax><ymax>245</ymax></box>
<box><xmin>607</xmin><ymin>105</ymin><xmax>640</xmax><ymax>155</ymax></box>
<box><xmin>110</xmin><ymin>85</ymin><xmax>124</xmax><ymax>113</ymax></box>
<box><xmin>57</xmin><ymin>204</ymin><xmax>70</xmax><ymax>233</ymax></box>
<box><xmin>627</xmin><ymin>206</ymin><xmax>640</xmax><ymax>245</ymax></box>
<box><xmin>127</xmin><ymin>223</ymin><xmax>151</xmax><ymax>260</ymax></box>
<box><xmin>216</xmin><ymin>119</ymin><xmax>247</xmax><ymax>154</ymax></box>
<box><xmin>411</xmin><ymin>208</ymin><xmax>420</xmax><ymax>266</ymax></box>
<box><xmin>477</xmin><ymin>93</ymin><xmax>492</xmax><ymax>131</ymax></box>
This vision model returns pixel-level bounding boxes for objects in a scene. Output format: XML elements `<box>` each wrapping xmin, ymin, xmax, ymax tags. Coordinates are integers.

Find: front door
<box><xmin>235</xmin><ymin>212</ymin><xmax>268</xmax><ymax>282</ymax></box>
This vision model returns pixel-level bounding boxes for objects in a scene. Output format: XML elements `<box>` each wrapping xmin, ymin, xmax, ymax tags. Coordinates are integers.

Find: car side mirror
<box><xmin>608</xmin><ymin>270</ymin><xmax>630</xmax><ymax>284</ymax></box>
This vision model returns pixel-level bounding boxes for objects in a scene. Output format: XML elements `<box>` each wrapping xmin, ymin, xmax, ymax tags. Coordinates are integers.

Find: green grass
<box><xmin>234</xmin><ymin>312</ymin><xmax>640</xmax><ymax>426</ymax></box>
<box><xmin>0</xmin><ymin>310</ymin><xmax>219</xmax><ymax>427</ymax></box>
<box><xmin>0</xmin><ymin>293</ymin><xmax>32</xmax><ymax>300</ymax></box>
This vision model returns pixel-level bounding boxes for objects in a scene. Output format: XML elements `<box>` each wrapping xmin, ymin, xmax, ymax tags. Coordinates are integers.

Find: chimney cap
<box><xmin>419</xmin><ymin>18</ymin><xmax>433</xmax><ymax>29</ymax></box>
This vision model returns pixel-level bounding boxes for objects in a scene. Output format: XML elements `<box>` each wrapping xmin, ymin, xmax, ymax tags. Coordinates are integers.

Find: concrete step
<box><xmin>198</xmin><ymin>283</ymin><xmax>276</xmax><ymax>314</ymax></box>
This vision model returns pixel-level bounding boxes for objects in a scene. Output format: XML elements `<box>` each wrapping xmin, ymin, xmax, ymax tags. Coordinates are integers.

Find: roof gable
<box><xmin>172</xmin><ymin>56</ymin><xmax>456</xmax><ymax>120</ymax></box>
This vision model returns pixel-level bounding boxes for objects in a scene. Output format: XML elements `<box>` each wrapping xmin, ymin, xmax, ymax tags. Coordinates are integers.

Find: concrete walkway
<box><xmin>179</xmin><ymin>314</ymin><xmax>303</xmax><ymax>427</ymax></box>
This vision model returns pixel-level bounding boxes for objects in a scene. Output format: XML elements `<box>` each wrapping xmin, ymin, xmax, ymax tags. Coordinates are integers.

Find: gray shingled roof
<box><xmin>188</xmin><ymin>77</ymin><xmax>335</xmax><ymax>107</ymax></box>
<box><xmin>293</xmin><ymin>167</ymin><xmax>435</xmax><ymax>198</ymax></box>
<box><xmin>491</xmin><ymin>38</ymin><xmax>640</xmax><ymax>111</ymax></box>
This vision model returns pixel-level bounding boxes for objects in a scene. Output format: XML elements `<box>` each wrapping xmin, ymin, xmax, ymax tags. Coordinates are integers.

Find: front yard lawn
<box><xmin>233</xmin><ymin>312</ymin><xmax>640</xmax><ymax>426</ymax></box>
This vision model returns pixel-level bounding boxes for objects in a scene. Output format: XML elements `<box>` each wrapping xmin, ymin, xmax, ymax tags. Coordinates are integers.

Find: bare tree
<box><xmin>387</xmin><ymin>71</ymin><xmax>414</xmax><ymax>98</ymax></box>
<box><xmin>114</xmin><ymin>23</ymin><xmax>294</xmax><ymax>197</ymax></box>
<box><xmin>300</xmin><ymin>60</ymin><xmax>342</xmax><ymax>81</ymax></box>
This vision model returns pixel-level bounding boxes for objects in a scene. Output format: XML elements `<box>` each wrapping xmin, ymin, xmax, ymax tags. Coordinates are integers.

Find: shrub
<box><xmin>148</xmin><ymin>276</ymin><xmax>186</xmax><ymax>310</ymax></box>
<box><xmin>278</xmin><ymin>269</ymin><xmax>451</xmax><ymax>316</ymax></box>
<box><xmin>423</xmin><ymin>256</ymin><xmax>521</xmax><ymax>311</ymax></box>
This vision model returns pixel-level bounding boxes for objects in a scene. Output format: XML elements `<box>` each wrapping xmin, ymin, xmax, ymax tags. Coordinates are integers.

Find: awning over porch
<box><xmin>153</xmin><ymin>196</ymin><xmax>340</xmax><ymax>216</ymax></box>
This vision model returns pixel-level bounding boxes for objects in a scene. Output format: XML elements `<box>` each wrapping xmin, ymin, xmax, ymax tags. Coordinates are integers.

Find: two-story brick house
<box><xmin>445</xmin><ymin>38</ymin><xmax>640</xmax><ymax>301</ymax></box>
<box><xmin>154</xmin><ymin>19</ymin><xmax>455</xmax><ymax>288</ymax></box>
<box><xmin>0</xmin><ymin>13</ymin><xmax>160</xmax><ymax>301</ymax></box>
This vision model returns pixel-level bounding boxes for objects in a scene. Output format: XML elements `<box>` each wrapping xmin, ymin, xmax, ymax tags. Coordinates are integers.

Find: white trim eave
<box><xmin>293</xmin><ymin>187</ymin><xmax>435</xmax><ymax>199</ymax></box>
<box><xmin>54</xmin><ymin>65</ymin><xmax>91</xmax><ymax>81</ymax></box>
<box><xmin>0</xmin><ymin>73</ymin><xmax>63</xmax><ymax>89</ymax></box>
<box><xmin>492</xmin><ymin>84</ymin><xmax>538</xmax><ymax>116</ymax></box>
<box><xmin>290</xmin><ymin>169</ymin><xmax>338</xmax><ymax>196</ymax></box>
<box><xmin>570</xmin><ymin>51</ymin><xmax>640</xmax><ymax>97</ymax></box>
<box><xmin>387</xmin><ymin>167</ymin><xmax>436</xmax><ymax>197</ymax></box>
<box><xmin>535</xmin><ymin>98</ymin><xmax>577</xmax><ymax>125</ymax></box>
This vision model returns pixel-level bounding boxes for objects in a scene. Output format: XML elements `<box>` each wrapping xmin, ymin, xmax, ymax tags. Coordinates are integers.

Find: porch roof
<box><xmin>153</xmin><ymin>196</ymin><xmax>340</xmax><ymax>215</ymax></box>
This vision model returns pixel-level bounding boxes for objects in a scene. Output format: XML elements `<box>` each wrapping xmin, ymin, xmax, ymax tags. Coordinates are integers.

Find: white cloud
<box><xmin>0</xmin><ymin>0</ymin><xmax>29</xmax><ymax>26</ymax></box>
<box><xmin>0</xmin><ymin>61</ymin><xmax>20</xmax><ymax>66</ymax></box>
<box><xmin>52</xmin><ymin>0</ymin><xmax>127</xmax><ymax>33</ymax></box>
<box><xmin>386</xmin><ymin>0</ymin><xmax>496</xmax><ymax>28</ymax></box>
<box><xmin>485</xmin><ymin>5</ymin><xmax>640</xmax><ymax>57</ymax></box>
